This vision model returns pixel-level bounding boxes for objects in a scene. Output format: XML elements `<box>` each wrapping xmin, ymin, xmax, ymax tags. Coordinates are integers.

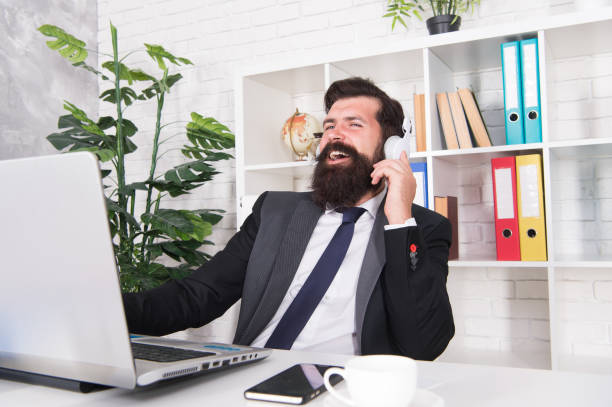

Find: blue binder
<box><xmin>410</xmin><ymin>162</ymin><xmax>428</xmax><ymax>208</ymax></box>
<box><xmin>520</xmin><ymin>38</ymin><xmax>542</xmax><ymax>143</ymax></box>
<box><xmin>501</xmin><ymin>41</ymin><xmax>524</xmax><ymax>145</ymax></box>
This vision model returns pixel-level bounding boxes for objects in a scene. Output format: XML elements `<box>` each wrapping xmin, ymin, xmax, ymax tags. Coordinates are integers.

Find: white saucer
<box><xmin>323</xmin><ymin>387</ymin><xmax>444</xmax><ymax>407</ymax></box>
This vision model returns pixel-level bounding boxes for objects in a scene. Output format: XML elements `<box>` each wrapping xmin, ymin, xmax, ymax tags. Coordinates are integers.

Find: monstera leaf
<box><xmin>141</xmin><ymin>209</ymin><xmax>212</xmax><ymax>242</ymax></box>
<box><xmin>139</xmin><ymin>73</ymin><xmax>183</xmax><ymax>99</ymax></box>
<box><xmin>105</xmin><ymin>198</ymin><xmax>141</xmax><ymax>229</ymax></box>
<box><xmin>100</xmin><ymin>87</ymin><xmax>140</xmax><ymax>106</ymax></box>
<box><xmin>191</xmin><ymin>209</ymin><xmax>224</xmax><ymax>226</ymax></box>
<box><xmin>72</xmin><ymin>61</ymin><xmax>110</xmax><ymax>80</ymax></box>
<box><xmin>47</xmin><ymin>110</ymin><xmax>138</xmax><ymax>159</ymax></box>
<box><xmin>147</xmin><ymin>161</ymin><xmax>218</xmax><ymax>197</ymax></box>
<box><xmin>38</xmin><ymin>24</ymin><xmax>88</xmax><ymax>63</ymax></box>
<box><xmin>147</xmin><ymin>239</ymin><xmax>212</xmax><ymax>266</ymax></box>
<box><xmin>119</xmin><ymin>262</ymin><xmax>169</xmax><ymax>292</ymax></box>
<box><xmin>145</xmin><ymin>44</ymin><xmax>193</xmax><ymax>70</ymax></box>
<box><xmin>185</xmin><ymin>113</ymin><xmax>235</xmax><ymax>154</ymax></box>
<box><xmin>101</xmin><ymin>61</ymin><xmax>155</xmax><ymax>85</ymax></box>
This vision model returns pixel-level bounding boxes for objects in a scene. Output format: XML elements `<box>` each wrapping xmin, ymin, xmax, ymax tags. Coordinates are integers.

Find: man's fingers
<box><xmin>371</xmin><ymin>165</ymin><xmax>402</xmax><ymax>184</ymax></box>
<box><xmin>373</xmin><ymin>159</ymin><xmax>405</xmax><ymax>173</ymax></box>
<box><xmin>374</xmin><ymin>160</ymin><xmax>412</xmax><ymax>178</ymax></box>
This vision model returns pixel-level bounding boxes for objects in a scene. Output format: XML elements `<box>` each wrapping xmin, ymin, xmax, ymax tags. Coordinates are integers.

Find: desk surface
<box><xmin>1</xmin><ymin>350</ymin><xmax>611</xmax><ymax>406</ymax></box>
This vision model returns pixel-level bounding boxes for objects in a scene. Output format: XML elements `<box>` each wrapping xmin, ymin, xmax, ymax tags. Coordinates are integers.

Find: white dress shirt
<box><xmin>250</xmin><ymin>189</ymin><xmax>416</xmax><ymax>354</ymax></box>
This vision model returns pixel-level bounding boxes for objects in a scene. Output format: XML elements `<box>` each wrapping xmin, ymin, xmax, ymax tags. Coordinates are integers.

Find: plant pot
<box><xmin>426</xmin><ymin>14</ymin><xmax>461</xmax><ymax>35</ymax></box>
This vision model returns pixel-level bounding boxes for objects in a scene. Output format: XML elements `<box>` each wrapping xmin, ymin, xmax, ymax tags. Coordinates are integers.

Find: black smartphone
<box><xmin>244</xmin><ymin>363</ymin><xmax>343</xmax><ymax>404</ymax></box>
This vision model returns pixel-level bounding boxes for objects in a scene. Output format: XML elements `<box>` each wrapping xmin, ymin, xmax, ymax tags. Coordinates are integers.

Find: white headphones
<box><xmin>384</xmin><ymin>116</ymin><xmax>412</xmax><ymax>160</ymax></box>
<box><xmin>316</xmin><ymin>116</ymin><xmax>411</xmax><ymax>160</ymax></box>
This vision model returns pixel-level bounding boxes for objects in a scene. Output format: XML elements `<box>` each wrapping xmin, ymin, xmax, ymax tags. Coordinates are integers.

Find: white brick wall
<box><xmin>550</xmin><ymin>156</ymin><xmax>612</xmax><ymax>258</ymax></box>
<box><xmin>556</xmin><ymin>268</ymin><xmax>612</xmax><ymax>365</ymax></box>
<box><xmin>595</xmin><ymin>282</ymin><xmax>612</xmax><ymax>301</ymax></box>
<box><xmin>442</xmin><ymin>267</ymin><xmax>550</xmax><ymax>367</ymax></box>
<box><xmin>456</xmin><ymin>162</ymin><xmax>497</xmax><ymax>259</ymax></box>
<box><xmin>550</xmin><ymin>53</ymin><xmax>612</xmax><ymax>140</ymax></box>
<box><xmin>516</xmin><ymin>280</ymin><xmax>549</xmax><ymax>299</ymax></box>
<box><xmin>94</xmin><ymin>1</ymin><xmax>612</xmax><ymax>362</ymax></box>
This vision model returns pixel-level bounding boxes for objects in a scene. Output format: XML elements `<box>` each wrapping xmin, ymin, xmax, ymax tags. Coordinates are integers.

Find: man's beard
<box><xmin>311</xmin><ymin>141</ymin><xmax>384</xmax><ymax>209</ymax></box>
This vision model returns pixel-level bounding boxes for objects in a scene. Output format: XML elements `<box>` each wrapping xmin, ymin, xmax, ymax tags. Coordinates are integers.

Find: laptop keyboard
<box><xmin>131</xmin><ymin>342</ymin><xmax>215</xmax><ymax>363</ymax></box>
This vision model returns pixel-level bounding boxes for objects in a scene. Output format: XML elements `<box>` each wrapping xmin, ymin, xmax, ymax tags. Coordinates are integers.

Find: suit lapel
<box><xmin>239</xmin><ymin>198</ymin><xmax>322</xmax><ymax>345</ymax></box>
<box><xmin>354</xmin><ymin>198</ymin><xmax>387</xmax><ymax>352</ymax></box>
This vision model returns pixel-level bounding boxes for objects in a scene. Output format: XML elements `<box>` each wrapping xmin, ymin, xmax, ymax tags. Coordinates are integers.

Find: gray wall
<box><xmin>0</xmin><ymin>0</ymin><xmax>98</xmax><ymax>159</ymax></box>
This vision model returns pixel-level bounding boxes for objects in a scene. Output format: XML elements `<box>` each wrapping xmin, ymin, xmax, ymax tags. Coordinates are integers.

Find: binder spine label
<box><xmin>519</xmin><ymin>164</ymin><xmax>541</xmax><ymax>217</ymax></box>
<box><xmin>503</xmin><ymin>46</ymin><xmax>519</xmax><ymax>109</ymax></box>
<box><xmin>522</xmin><ymin>43</ymin><xmax>538</xmax><ymax>107</ymax></box>
<box><xmin>494</xmin><ymin>168</ymin><xmax>514</xmax><ymax>219</ymax></box>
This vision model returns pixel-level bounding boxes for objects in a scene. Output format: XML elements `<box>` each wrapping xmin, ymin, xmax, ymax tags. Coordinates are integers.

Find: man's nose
<box><xmin>327</xmin><ymin>126</ymin><xmax>345</xmax><ymax>142</ymax></box>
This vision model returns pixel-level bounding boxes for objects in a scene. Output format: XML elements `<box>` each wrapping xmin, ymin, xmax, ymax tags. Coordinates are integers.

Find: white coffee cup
<box><xmin>323</xmin><ymin>354</ymin><xmax>417</xmax><ymax>407</ymax></box>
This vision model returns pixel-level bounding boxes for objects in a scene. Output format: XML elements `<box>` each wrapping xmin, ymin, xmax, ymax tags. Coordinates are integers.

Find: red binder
<box><xmin>491</xmin><ymin>156</ymin><xmax>521</xmax><ymax>260</ymax></box>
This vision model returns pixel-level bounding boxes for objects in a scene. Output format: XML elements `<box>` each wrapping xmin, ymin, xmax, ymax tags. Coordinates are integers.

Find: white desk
<box><xmin>1</xmin><ymin>350</ymin><xmax>611</xmax><ymax>406</ymax></box>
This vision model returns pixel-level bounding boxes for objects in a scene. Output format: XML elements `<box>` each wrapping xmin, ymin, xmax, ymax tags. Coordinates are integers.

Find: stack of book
<box><xmin>436</xmin><ymin>88</ymin><xmax>492</xmax><ymax>150</ymax></box>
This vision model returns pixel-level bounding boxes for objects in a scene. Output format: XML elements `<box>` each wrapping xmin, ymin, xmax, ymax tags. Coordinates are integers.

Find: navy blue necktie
<box><xmin>265</xmin><ymin>206</ymin><xmax>367</xmax><ymax>350</ymax></box>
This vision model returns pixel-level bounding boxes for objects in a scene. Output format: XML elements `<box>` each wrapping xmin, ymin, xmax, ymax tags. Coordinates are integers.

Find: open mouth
<box><xmin>328</xmin><ymin>150</ymin><xmax>351</xmax><ymax>162</ymax></box>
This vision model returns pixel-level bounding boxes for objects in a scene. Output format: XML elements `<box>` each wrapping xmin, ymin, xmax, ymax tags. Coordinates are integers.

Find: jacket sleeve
<box><xmin>122</xmin><ymin>192</ymin><xmax>266</xmax><ymax>336</ymax></box>
<box><xmin>380</xmin><ymin>212</ymin><xmax>455</xmax><ymax>360</ymax></box>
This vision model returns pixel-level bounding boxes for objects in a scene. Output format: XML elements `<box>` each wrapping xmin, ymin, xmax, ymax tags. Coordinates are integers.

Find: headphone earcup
<box><xmin>384</xmin><ymin>136</ymin><xmax>400</xmax><ymax>160</ymax></box>
<box><xmin>384</xmin><ymin>135</ymin><xmax>411</xmax><ymax>160</ymax></box>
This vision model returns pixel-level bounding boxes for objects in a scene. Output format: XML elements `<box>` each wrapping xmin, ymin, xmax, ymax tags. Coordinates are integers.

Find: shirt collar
<box><xmin>324</xmin><ymin>186</ymin><xmax>386</xmax><ymax>220</ymax></box>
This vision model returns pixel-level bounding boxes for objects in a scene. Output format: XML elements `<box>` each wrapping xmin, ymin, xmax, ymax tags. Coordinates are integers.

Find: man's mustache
<box><xmin>317</xmin><ymin>142</ymin><xmax>358</xmax><ymax>161</ymax></box>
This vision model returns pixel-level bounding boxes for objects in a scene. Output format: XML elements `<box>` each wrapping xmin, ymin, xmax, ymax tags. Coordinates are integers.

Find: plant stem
<box><xmin>119</xmin><ymin>49</ymin><xmax>144</xmax><ymax>63</ymax></box>
<box><xmin>130</xmin><ymin>191</ymin><xmax>136</xmax><ymax>217</ymax></box>
<box><xmin>141</xmin><ymin>90</ymin><xmax>165</xmax><ymax>262</ymax></box>
<box><xmin>156</xmin><ymin>148</ymin><xmax>183</xmax><ymax>161</ymax></box>
<box><xmin>111</xmin><ymin>23</ymin><xmax>130</xmax><ymax>261</ymax></box>
<box><xmin>147</xmin><ymin>93</ymin><xmax>165</xmax><ymax>207</ymax></box>
<box><xmin>428</xmin><ymin>0</ymin><xmax>436</xmax><ymax>16</ymax></box>
<box><xmin>145</xmin><ymin>192</ymin><xmax>163</xmax><ymax>264</ymax></box>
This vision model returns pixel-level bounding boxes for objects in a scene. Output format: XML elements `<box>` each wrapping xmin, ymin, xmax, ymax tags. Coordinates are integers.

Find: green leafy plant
<box><xmin>384</xmin><ymin>0</ymin><xmax>481</xmax><ymax>30</ymax></box>
<box><xmin>38</xmin><ymin>23</ymin><xmax>235</xmax><ymax>292</ymax></box>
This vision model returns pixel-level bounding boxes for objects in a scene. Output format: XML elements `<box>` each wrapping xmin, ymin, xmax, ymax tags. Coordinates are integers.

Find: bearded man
<box><xmin>123</xmin><ymin>77</ymin><xmax>455</xmax><ymax>360</ymax></box>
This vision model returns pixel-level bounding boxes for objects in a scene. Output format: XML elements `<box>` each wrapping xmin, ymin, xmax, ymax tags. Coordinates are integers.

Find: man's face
<box><xmin>311</xmin><ymin>96</ymin><xmax>385</xmax><ymax>208</ymax></box>
<box><xmin>319</xmin><ymin>96</ymin><xmax>383</xmax><ymax>163</ymax></box>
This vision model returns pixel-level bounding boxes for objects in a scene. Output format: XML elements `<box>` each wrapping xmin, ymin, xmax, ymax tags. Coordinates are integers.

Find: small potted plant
<box><xmin>384</xmin><ymin>0</ymin><xmax>481</xmax><ymax>35</ymax></box>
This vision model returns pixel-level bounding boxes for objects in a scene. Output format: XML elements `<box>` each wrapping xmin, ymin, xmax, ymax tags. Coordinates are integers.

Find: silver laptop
<box><xmin>0</xmin><ymin>152</ymin><xmax>271</xmax><ymax>389</ymax></box>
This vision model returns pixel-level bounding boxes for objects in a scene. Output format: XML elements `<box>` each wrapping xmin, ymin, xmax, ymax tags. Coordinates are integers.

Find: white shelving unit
<box><xmin>235</xmin><ymin>9</ymin><xmax>612</xmax><ymax>374</ymax></box>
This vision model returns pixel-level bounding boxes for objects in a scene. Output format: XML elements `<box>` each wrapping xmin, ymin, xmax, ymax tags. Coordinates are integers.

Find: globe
<box><xmin>281</xmin><ymin>109</ymin><xmax>322</xmax><ymax>161</ymax></box>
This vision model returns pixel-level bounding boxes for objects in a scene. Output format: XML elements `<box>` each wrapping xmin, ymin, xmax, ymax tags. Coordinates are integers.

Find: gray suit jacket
<box><xmin>233</xmin><ymin>191</ymin><xmax>386</xmax><ymax>351</ymax></box>
<box><xmin>124</xmin><ymin>191</ymin><xmax>454</xmax><ymax>359</ymax></box>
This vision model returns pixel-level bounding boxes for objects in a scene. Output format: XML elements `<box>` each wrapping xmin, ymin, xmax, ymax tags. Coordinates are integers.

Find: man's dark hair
<box><xmin>324</xmin><ymin>77</ymin><xmax>404</xmax><ymax>143</ymax></box>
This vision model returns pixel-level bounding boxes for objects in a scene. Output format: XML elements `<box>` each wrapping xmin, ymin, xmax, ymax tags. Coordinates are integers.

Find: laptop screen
<box><xmin>0</xmin><ymin>152</ymin><xmax>136</xmax><ymax>388</ymax></box>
